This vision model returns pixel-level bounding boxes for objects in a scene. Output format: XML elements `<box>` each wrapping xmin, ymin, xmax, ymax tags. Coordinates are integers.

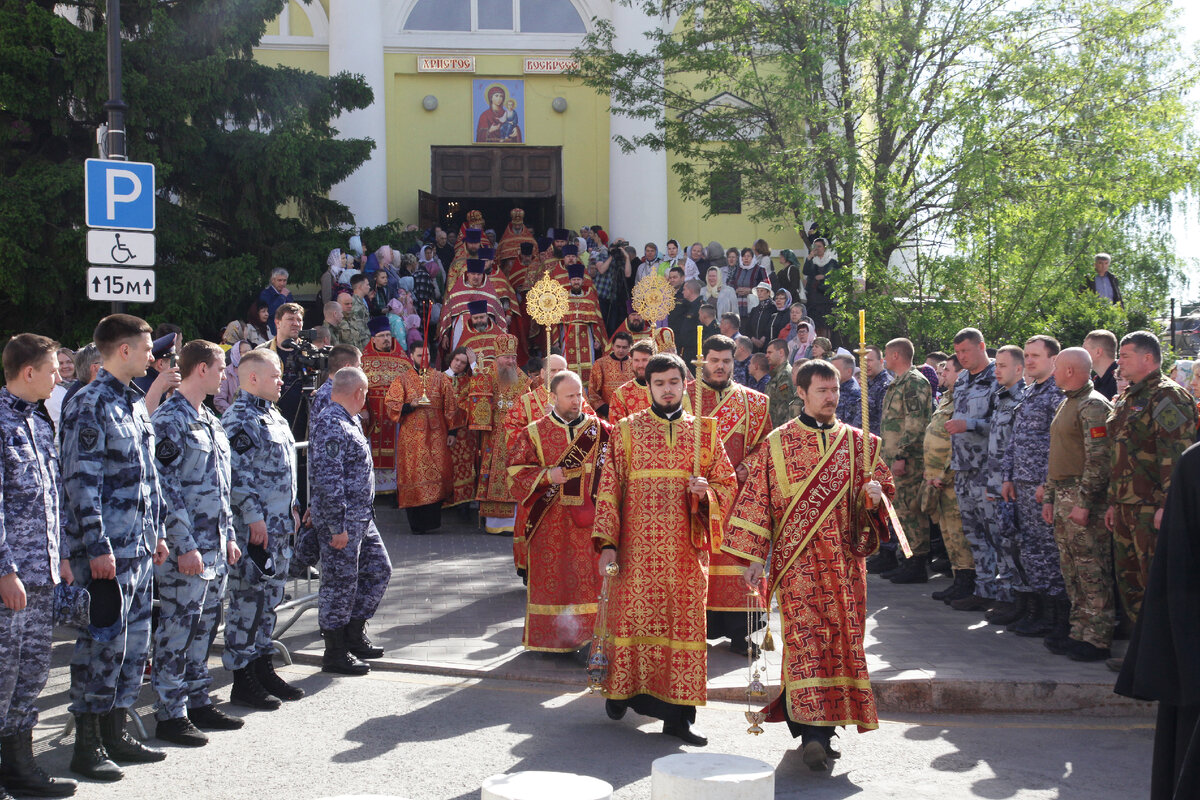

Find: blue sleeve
<box><xmin>59</xmin><ymin>397</ymin><xmax>110</xmax><ymax>559</ymax></box>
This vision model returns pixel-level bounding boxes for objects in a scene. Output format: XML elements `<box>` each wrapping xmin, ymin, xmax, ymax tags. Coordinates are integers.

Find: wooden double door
<box><xmin>420</xmin><ymin>146</ymin><xmax>563</xmax><ymax>237</ymax></box>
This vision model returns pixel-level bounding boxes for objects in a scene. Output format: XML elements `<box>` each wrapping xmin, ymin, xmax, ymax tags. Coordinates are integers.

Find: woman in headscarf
<box><xmin>700</xmin><ymin>266</ymin><xmax>738</xmax><ymax>317</ymax></box>
<box><xmin>215</xmin><ymin>341</ymin><xmax>253</xmax><ymax>413</ymax></box>
<box><xmin>769</xmin><ymin>288</ymin><xmax>793</xmax><ymax>340</ymax></box>
<box><xmin>728</xmin><ymin>247</ymin><xmax>769</xmax><ymax>317</ymax></box>
<box><xmin>771</xmin><ymin>249</ymin><xmax>806</xmax><ymax>304</ymax></box>
<box><xmin>803</xmin><ymin>237</ymin><xmax>839</xmax><ymax>329</ymax></box>
<box><xmin>387</xmin><ymin>293</ymin><xmax>423</xmax><ymax>352</ymax></box>
<box><xmin>785</xmin><ymin>316</ymin><xmax>814</xmax><ymax>363</ymax></box>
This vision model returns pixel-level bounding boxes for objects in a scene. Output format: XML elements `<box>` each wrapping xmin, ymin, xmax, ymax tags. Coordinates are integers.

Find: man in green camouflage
<box><xmin>1103</xmin><ymin>331</ymin><xmax>1198</xmax><ymax>670</ymax></box>
<box><xmin>924</xmin><ymin>357</ymin><xmax>976</xmax><ymax>602</ymax></box>
<box><xmin>879</xmin><ymin>338</ymin><xmax>933</xmax><ymax>583</ymax></box>
<box><xmin>765</xmin><ymin>338</ymin><xmax>794</xmax><ymax>429</ymax></box>
<box><xmin>1041</xmin><ymin>348</ymin><xmax>1114</xmax><ymax>662</ymax></box>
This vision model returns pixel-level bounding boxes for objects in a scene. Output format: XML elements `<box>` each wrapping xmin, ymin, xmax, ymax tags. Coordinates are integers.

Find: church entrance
<box><xmin>421</xmin><ymin>146</ymin><xmax>562</xmax><ymax>238</ymax></box>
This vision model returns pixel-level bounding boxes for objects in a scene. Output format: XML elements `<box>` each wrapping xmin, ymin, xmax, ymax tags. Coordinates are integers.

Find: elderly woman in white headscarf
<box><xmin>700</xmin><ymin>265</ymin><xmax>739</xmax><ymax>318</ymax></box>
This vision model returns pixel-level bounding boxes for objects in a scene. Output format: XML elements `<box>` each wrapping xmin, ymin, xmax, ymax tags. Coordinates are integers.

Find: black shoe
<box><xmin>950</xmin><ymin>594</ymin><xmax>992</xmax><ymax>612</ymax></box>
<box><xmin>1068</xmin><ymin>641</ymin><xmax>1111</xmax><ymax>662</ymax></box>
<box><xmin>98</xmin><ymin>709</ymin><xmax>166</xmax><ymax>764</ymax></box>
<box><xmin>230</xmin><ymin>666</ymin><xmax>282</xmax><ymax>710</ymax></box>
<box><xmin>187</xmin><ymin>705</ymin><xmax>244</xmax><ymax>731</ymax></box>
<box><xmin>663</xmin><ymin>722</ymin><xmax>708</xmax><ymax>746</ymax></box>
<box><xmin>154</xmin><ymin>717</ymin><xmax>208</xmax><ymax>748</ymax></box>
<box><xmin>254</xmin><ymin>655</ymin><xmax>305</xmax><ymax>701</ymax></box>
<box><xmin>866</xmin><ymin>549</ymin><xmax>898</xmax><ymax>575</ymax></box>
<box><xmin>1011</xmin><ymin>594</ymin><xmax>1053</xmax><ymax>637</ymax></box>
<box><xmin>985</xmin><ymin>596</ymin><xmax>1025</xmax><ymax>626</ymax></box>
<box><xmin>1</xmin><ymin>730</ymin><xmax>78</xmax><ymax>796</ymax></box>
<box><xmin>1045</xmin><ymin>636</ymin><xmax>1082</xmax><ymax>656</ymax></box>
<box><xmin>879</xmin><ymin>563</ymin><xmax>905</xmax><ymax>580</ymax></box>
<box><xmin>931</xmin><ymin>570</ymin><xmax>968</xmax><ymax>601</ymax></box>
<box><xmin>802</xmin><ymin>740</ymin><xmax>831</xmax><ymax>772</ymax></box>
<box><xmin>888</xmin><ymin>556</ymin><xmax>929</xmax><ymax>584</ymax></box>
<box><xmin>942</xmin><ymin>569</ymin><xmax>976</xmax><ymax>604</ymax></box>
<box><xmin>68</xmin><ymin>714</ymin><xmax>122</xmax><ymax>782</ymax></box>
<box><xmin>344</xmin><ymin>619</ymin><xmax>385</xmax><ymax>660</ymax></box>
<box><xmin>604</xmin><ymin>699</ymin><xmax>627</xmax><ymax>720</ymax></box>
<box><xmin>321</xmin><ymin>627</ymin><xmax>370</xmax><ymax>676</ymax></box>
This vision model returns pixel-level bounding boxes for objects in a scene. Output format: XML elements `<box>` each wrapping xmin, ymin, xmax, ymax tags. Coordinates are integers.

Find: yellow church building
<box><xmin>254</xmin><ymin>0</ymin><xmax>803</xmax><ymax>252</ymax></box>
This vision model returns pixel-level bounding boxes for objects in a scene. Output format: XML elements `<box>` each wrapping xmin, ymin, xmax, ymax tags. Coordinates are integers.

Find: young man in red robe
<box><xmin>361</xmin><ymin>318</ymin><xmax>413</xmax><ymax>495</ymax></box>
<box><xmin>554</xmin><ymin>263</ymin><xmax>606</xmax><ymax>384</ymax></box>
<box><xmin>587</xmin><ymin>331</ymin><xmax>635</xmax><ymax>418</ymax></box>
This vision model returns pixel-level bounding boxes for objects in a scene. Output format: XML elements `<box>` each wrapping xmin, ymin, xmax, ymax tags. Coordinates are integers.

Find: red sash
<box><xmin>525</xmin><ymin>420</ymin><xmax>609</xmax><ymax>538</ymax></box>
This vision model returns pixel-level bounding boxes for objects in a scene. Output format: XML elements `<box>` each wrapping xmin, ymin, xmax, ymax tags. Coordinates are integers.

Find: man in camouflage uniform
<box><xmin>1103</xmin><ymin>331</ymin><xmax>1197</xmax><ymax>669</ymax></box>
<box><xmin>221</xmin><ymin>349</ymin><xmax>304</xmax><ymax>709</ymax></box>
<box><xmin>863</xmin><ymin>345</ymin><xmax>892</xmax><ymax>437</ymax></box>
<box><xmin>1001</xmin><ymin>336</ymin><xmax>1067</xmax><ymax>637</ymax></box>
<box><xmin>1041</xmin><ymin>348</ymin><xmax>1114</xmax><ymax>661</ymax></box>
<box><xmin>832</xmin><ymin>352</ymin><xmax>861</xmax><ymax>428</ymax></box>
<box><xmin>307</xmin><ymin>344</ymin><xmax>361</xmax><ymax>441</ymax></box>
<box><xmin>765</xmin><ymin>339</ymin><xmax>794</xmax><ymax>429</ymax></box>
<box><xmin>309</xmin><ymin>368</ymin><xmax>392</xmax><ymax>676</ymax></box>
<box><xmin>150</xmin><ymin>341</ymin><xmax>244</xmax><ymax>747</ymax></box>
<box><xmin>945</xmin><ymin>328</ymin><xmax>999</xmax><ymax>613</ymax></box>
<box><xmin>0</xmin><ymin>334</ymin><xmax>77</xmax><ymax>798</ymax></box>
<box><xmin>875</xmin><ymin>338</ymin><xmax>932</xmax><ymax>583</ymax></box>
<box><xmin>60</xmin><ymin>315</ymin><xmax>168</xmax><ymax>780</ymax></box>
<box><xmin>980</xmin><ymin>345</ymin><xmax>1026</xmax><ymax>624</ymax></box>
<box><xmin>924</xmin><ymin>357</ymin><xmax>976</xmax><ymax>603</ymax></box>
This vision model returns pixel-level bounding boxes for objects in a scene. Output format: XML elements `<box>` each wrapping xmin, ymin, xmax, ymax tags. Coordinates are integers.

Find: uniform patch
<box><xmin>78</xmin><ymin>428</ymin><xmax>99</xmax><ymax>451</ymax></box>
<box><xmin>325</xmin><ymin>440</ymin><xmax>339</xmax><ymax>458</ymax></box>
<box><xmin>1089</xmin><ymin>426</ymin><xmax>1107</xmax><ymax>439</ymax></box>
<box><xmin>1153</xmin><ymin>398</ymin><xmax>1187</xmax><ymax>433</ymax></box>
<box><xmin>156</xmin><ymin>438</ymin><xmax>181</xmax><ymax>465</ymax></box>
<box><xmin>231</xmin><ymin>430</ymin><xmax>254</xmax><ymax>455</ymax></box>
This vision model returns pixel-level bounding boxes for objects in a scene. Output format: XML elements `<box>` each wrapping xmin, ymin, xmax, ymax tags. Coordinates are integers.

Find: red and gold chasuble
<box><xmin>687</xmin><ymin>380</ymin><xmax>772</xmax><ymax>611</ymax></box>
<box><xmin>496</xmin><ymin>222</ymin><xmax>536</xmax><ymax>265</ymax></box>
<box><xmin>587</xmin><ymin>353</ymin><xmax>634</xmax><ymax>414</ymax></box>
<box><xmin>361</xmin><ymin>343</ymin><xmax>414</xmax><ymax>493</ymax></box>
<box><xmin>468</xmin><ymin>369</ymin><xmax>526</xmax><ymax>530</ymax></box>
<box><xmin>606</xmin><ymin>321</ymin><xmax>654</xmax><ymax>351</ymax></box>
<box><xmin>593</xmin><ymin>410</ymin><xmax>738</xmax><ymax>706</ymax></box>
<box><xmin>446</xmin><ymin>371</ymin><xmax>477</xmax><ymax>507</ymax></box>
<box><xmin>505</xmin><ymin>255</ymin><xmax>541</xmax><ymax>294</ymax></box>
<box><xmin>507</xmin><ymin>414</ymin><xmax>610</xmax><ymax>651</ymax></box>
<box><xmin>553</xmin><ymin>288</ymin><xmax>607</xmax><ymax>384</ymax></box>
<box><xmin>456</xmin><ymin>323</ymin><xmax>505</xmax><ymax>369</ymax></box>
<box><xmin>725</xmin><ymin>419</ymin><xmax>895</xmax><ymax>732</ymax></box>
<box><xmin>384</xmin><ymin>367</ymin><xmax>458</xmax><ymax>508</ymax></box>
<box><xmin>439</xmin><ymin>277</ymin><xmax>507</xmax><ymax>343</ymax></box>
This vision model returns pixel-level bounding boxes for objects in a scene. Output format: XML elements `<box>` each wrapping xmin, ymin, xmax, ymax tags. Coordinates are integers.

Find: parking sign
<box><xmin>84</xmin><ymin>158</ymin><xmax>156</xmax><ymax>231</ymax></box>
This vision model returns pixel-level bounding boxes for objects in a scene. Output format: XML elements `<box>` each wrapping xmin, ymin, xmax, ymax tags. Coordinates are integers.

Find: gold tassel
<box><xmin>761</xmin><ymin>626</ymin><xmax>776</xmax><ymax>652</ymax></box>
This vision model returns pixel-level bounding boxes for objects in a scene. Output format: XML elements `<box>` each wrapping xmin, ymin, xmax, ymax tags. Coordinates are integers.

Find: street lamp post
<box><xmin>105</xmin><ymin>0</ymin><xmax>127</xmax><ymax>313</ymax></box>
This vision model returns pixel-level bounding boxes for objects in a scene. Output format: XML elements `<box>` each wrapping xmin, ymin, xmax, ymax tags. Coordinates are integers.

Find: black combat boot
<box><xmin>344</xmin><ymin>619</ymin><xmax>385</xmax><ymax>659</ymax></box>
<box><xmin>942</xmin><ymin>569</ymin><xmax>976</xmax><ymax>604</ymax></box>
<box><xmin>254</xmin><ymin>655</ymin><xmax>305</xmax><ymax>701</ymax></box>
<box><xmin>154</xmin><ymin>717</ymin><xmax>208</xmax><ymax>748</ymax></box>
<box><xmin>986</xmin><ymin>592</ymin><xmax>1030</xmax><ymax>626</ymax></box>
<box><xmin>1</xmin><ymin>730</ymin><xmax>78</xmax><ymax>796</ymax></box>
<box><xmin>321</xmin><ymin>628</ymin><xmax>370</xmax><ymax>676</ymax></box>
<box><xmin>932</xmin><ymin>570</ymin><xmax>964</xmax><ymax>601</ymax></box>
<box><xmin>1068</xmin><ymin>640</ymin><xmax>1111</xmax><ymax>662</ymax></box>
<box><xmin>1011</xmin><ymin>593</ymin><xmax>1053</xmax><ymax>636</ymax></box>
<box><xmin>230</xmin><ymin>665</ymin><xmax>282</xmax><ymax>710</ymax></box>
<box><xmin>865</xmin><ymin>549</ymin><xmax>898</xmax><ymax>575</ymax></box>
<box><xmin>187</xmin><ymin>704</ymin><xmax>244</xmax><ymax>731</ymax></box>
<box><xmin>888</xmin><ymin>555</ymin><xmax>929</xmax><ymax>584</ymax></box>
<box><xmin>1042</xmin><ymin>593</ymin><xmax>1073</xmax><ymax>651</ymax></box>
<box><xmin>68</xmin><ymin>714</ymin><xmax>122</xmax><ymax>782</ymax></box>
<box><xmin>99</xmin><ymin>709</ymin><xmax>166</xmax><ymax>764</ymax></box>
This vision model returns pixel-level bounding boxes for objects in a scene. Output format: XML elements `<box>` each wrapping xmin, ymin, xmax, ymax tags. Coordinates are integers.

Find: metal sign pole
<box><xmin>105</xmin><ymin>0</ymin><xmax>127</xmax><ymax>313</ymax></box>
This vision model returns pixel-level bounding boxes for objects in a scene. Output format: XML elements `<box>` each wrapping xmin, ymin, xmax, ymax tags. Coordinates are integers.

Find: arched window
<box><xmin>403</xmin><ymin>0</ymin><xmax>586</xmax><ymax>33</ymax></box>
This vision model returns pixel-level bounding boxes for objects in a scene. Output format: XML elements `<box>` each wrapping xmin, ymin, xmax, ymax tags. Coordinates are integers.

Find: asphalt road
<box><xmin>31</xmin><ymin>663</ymin><xmax>1154</xmax><ymax>800</ymax></box>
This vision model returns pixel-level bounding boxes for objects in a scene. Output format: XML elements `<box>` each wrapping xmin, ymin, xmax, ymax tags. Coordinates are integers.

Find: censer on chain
<box><xmin>586</xmin><ymin>561</ymin><xmax>619</xmax><ymax>692</ymax></box>
<box><xmin>745</xmin><ymin>586</ymin><xmax>775</xmax><ymax>735</ymax></box>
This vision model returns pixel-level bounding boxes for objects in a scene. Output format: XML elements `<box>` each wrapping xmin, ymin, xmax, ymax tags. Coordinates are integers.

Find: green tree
<box><xmin>0</xmin><ymin>0</ymin><xmax>373</xmax><ymax>344</ymax></box>
<box><xmin>574</xmin><ymin>0</ymin><xmax>1199</xmax><ymax>346</ymax></box>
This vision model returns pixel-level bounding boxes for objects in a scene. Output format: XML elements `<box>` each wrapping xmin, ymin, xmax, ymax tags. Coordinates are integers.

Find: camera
<box><xmin>283</xmin><ymin>332</ymin><xmax>333</xmax><ymax>377</ymax></box>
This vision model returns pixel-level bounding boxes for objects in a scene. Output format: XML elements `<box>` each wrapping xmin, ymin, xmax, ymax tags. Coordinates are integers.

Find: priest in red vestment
<box><xmin>496</xmin><ymin>207</ymin><xmax>537</xmax><ymax>267</ymax></box>
<box><xmin>507</xmin><ymin>241</ymin><xmax>540</xmax><ymax>294</ymax></box>
<box><xmin>554</xmin><ymin>263</ymin><xmax>606</xmax><ymax>383</ymax></box>
<box><xmin>446</xmin><ymin>227</ymin><xmax>486</xmax><ymax>300</ymax></box>
<box><xmin>507</xmin><ymin>370</ymin><xmax>610</xmax><ymax>653</ymax></box>
<box><xmin>607</xmin><ymin>310</ymin><xmax>654</xmax><ymax>350</ymax></box>
<box><xmin>443</xmin><ymin>346</ymin><xmax>478</xmax><ymax>509</ymax></box>
<box><xmin>469</xmin><ymin>334</ymin><xmax>526</xmax><ymax>534</ymax></box>
<box><xmin>593</xmin><ymin>353</ymin><xmax>738</xmax><ymax>746</ymax></box>
<box><xmin>384</xmin><ymin>340</ymin><xmax>459</xmax><ymax>534</ymax></box>
<box><xmin>453</xmin><ymin>299</ymin><xmax>506</xmax><ymax>369</ymax></box>
<box><xmin>587</xmin><ymin>331</ymin><xmax>635</xmax><ymax>417</ymax></box>
<box><xmin>725</xmin><ymin>359</ymin><xmax>895</xmax><ymax>772</ymax></box>
<box><xmin>440</xmin><ymin>260</ymin><xmax>507</xmax><ymax>356</ymax></box>
<box><xmin>362</xmin><ymin>318</ymin><xmax>414</xmax><ymax>494</ymax></box>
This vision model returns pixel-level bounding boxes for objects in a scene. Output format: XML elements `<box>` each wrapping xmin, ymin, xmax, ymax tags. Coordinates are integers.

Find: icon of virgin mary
<box><xmin>475</xmin><ymin>83</ymin><xmax>523</xmax><ymax>144</ymax></box>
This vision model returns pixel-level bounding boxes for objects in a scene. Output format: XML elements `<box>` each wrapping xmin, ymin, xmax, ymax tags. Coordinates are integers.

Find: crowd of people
<box><xmin>2</xmin><ymin>202</ymin><xmax>1199</xmax><ymax>794</ymax></box>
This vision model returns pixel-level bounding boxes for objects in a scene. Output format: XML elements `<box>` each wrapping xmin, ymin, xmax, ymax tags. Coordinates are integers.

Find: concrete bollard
<box><xmin>651</xmin><ymin>753</ymin><xmax>775</xmax><ymax>800</ymax></box>
<box><xmin>481</xmin><ymin>771</ymin><xmax>613</xmax><ymax>800</ymax></box>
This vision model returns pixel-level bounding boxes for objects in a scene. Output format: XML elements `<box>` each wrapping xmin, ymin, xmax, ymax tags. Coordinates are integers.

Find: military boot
<box><xmin>931</xmin><ymin>570</ymin><xmax>966</xmax><ymax>601</ymax></box>
<box><xmin>68</xmin><ymin>714</ymin><xmax>122</xmax><ymax>782</ymax></box>
<box><xmin>866</xmin><ymin>549</ymin><xmax>898</xmax><ymax>575</ymax></box>
<box><xmin>99</xmin><ymin>709</ymin><xmax>166</xmax><ymax>764</ymax></box>
<box><xmin>986</xmin><ymin>593</ymin><xmax>1030</xmax><ymax>626</ymax></box>
<box><xmin>321</xmin><ymin>628</ymin><xmax>370</xmax><ymax>676</ymax></box>
<box><xmin>230</xmin><ymin>665</ymin><xmax>282</xmax><ymax>710</ymax></box>
<box><xmin>941</xmin><ymin>569</ymin><xmax>976</xmax><ymax>604</ymax></box>
<box><xmin>1011</xmin><ymin>593</ymin><xmax>1054</xmax><ymax>637</ymax></box>
<box><xmin>1042</xmin><ymin>593</ymin><xmax>1072</xmax><ymax>651</ymax></box>
<box><xmin>344</xmin><ymin>619</ymin><xmax>385</xmax><ymax>659</ymax></box>
<box><xmin>254</xmin><ymin>655</ymin><xmax>305</xmax><ymax>701</ymax></box>
<box><xmin>1</xmin><ymin>730</ymin><xmax>78</xmax><ymax>796</ymax></box>
<box><xmin>888</xmin><ymin>555</ymin><xmax>929</xmax><ymax>584</ymax></box>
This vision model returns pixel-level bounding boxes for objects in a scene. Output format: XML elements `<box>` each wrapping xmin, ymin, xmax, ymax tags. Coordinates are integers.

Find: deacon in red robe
<box><xmin>440</xmin><ymin>259</ymin><xmax>507</xmax><ymax>357</ymax></box>
<box><xmin>553</xmin><ymin>261</ymin><xmax>607</xmax><ymax>383</ymax></box>
<box><xmin>443</xmin><ymin>346</ymin><xmax>478</xmax><ymax>509</ymax></box>
<box><xmin>469</xmin><ymin>334</ymin><xmax>526</xmax><ymax>534</ymax></box>
<box><xmin>725</xmin><ymin>359</ymin><xmax>895</xmax><ymax>772</ymax></box>
<box><xmin>507</xmin><ymin>371</ymin><xmax>610</xmax><ymax>652</ymax></box>
<box><xmin>454</xmin><ymin>299</ymin><xmax>507</xmax><ymax>369</ymax></box>
<box><xmin>587</xmin><ymin>331</ymin><xmax>635</xmax><ymax>417</ymax></box>
<box><xmin>607</xmin><ymin>310</ymin><xmax>654</xmax><ymax>350</ymax></box>
<box><xmin>507</xmin><ymin>241</ymin><xmax>541</xmax><ymax>294</ymax></box>
<box><xmin>495</xmin><ymin>207</ymin><xmax>537</xmax><ymax>267</ymax></box>
<box><xmin>361</xmin><ymin>318</ymin><xmax>414</xmax><ymax>494</ymax></box>
<box><xmin>446</xmin><ymin>226</ymin><xmax>486</xmax><ymax>300</ymax></box>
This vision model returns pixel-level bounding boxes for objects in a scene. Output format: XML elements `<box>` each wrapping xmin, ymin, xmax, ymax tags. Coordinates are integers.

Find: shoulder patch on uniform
<box><xmin>156</xmin><ymin>438</ymin><xmax>181</xmax><ymax>465</ymax></box>
<box><xmin>325</xmin><ymin>440</ymin><xmax>339</xmax><ymax>458</ymax></box>
<box><xmin>231</xmin><ymin>430</ymin><xmax>254</xmax><ymax>455</ymax></box>
<box><xmin>1088</xmin><ymin>426</ymin><xmax>1107</xmax><ymax>439</ymax></box>
<box><xmin>78</xmin><ymin>428</ymin><xmax>99</xmax><ymax>451</ymax></box>
<box><xmin>1153</xmin><ymin>398</ymin><xmax>1186</xmax><ymax>433</ymax></box>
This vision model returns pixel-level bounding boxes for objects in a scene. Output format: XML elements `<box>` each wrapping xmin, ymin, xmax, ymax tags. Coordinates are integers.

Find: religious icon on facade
<box><xmin>473</xmin><ymin>79</ymin><xmax>524</xmax><ymax>144</ymax></box>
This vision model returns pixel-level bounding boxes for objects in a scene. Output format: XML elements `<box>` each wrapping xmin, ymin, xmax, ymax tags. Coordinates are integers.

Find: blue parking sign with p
<box><xmin>85</xmin><ymin>159</ymin><xmax>155</xmax><ymax>231</ymax></box>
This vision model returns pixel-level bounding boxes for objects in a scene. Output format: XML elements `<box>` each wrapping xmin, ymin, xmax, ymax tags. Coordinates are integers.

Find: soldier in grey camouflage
<box><xmin>305</xmin><ymin>344</ymin><xmax>361</xmax><ymax>442</ymax></box>
<box><xmin>220</xmin><ymin>349</ymin><xmax>303</xmax><ymax>710</ymax></box>
<box><xmin>1001</xmin><ymin>335</ymin><xmax>1067</xmax><ymax>638</ymax></box>
<box><xmin>59</xmin><ymin>315</ymin><xmax>168</xmax><ymax>781</ymax></box>
<box><xmin>309</xmin><ymin>368</ymin><xmax>392</xmax><ymax>676</ymax></box>
<box><xmin>863</xmin><ymin>345</ymin><xmax>892</xmax><ymax>437</ymax></box>
<box><xmin>0</xmin><ymin>334</ymin><xmax>78</xmax><ymax>798</ymax></box>
<box><xmin>150</xmin><ymin>341</ymin><xmax>245</xmax><ymax>747</ymax></box>
<box><xmin>979</xmin><ymin>345</ymin><xmax>1026</xmax><ymax>625</ymax></box>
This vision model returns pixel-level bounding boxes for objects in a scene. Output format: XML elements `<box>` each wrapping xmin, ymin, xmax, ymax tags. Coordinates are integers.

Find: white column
<box><xmin>328</xmin><ymin>0</ymin><xmax>389</xmax><ymax>228</ymax></box>
<box><xmin>608</xmin><ymin>2</ymin><xmax>669</xmax><ymax>249</ymax></box>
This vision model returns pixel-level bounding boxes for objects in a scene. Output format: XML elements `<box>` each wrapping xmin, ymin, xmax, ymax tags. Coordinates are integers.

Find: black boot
<box><xmin>1011</xmin><ymin>593</ymin><xmax>1053</xmax><ymax>636</ymax></box>
<box><xmin>888</xmin><ymin>555</ymin><xmax>929</xmax><ymax>584</ymax></box>
<box><xmin>942</xmin><ymin>569</ymin><xmax>976</xmax><ymax>604</ymax></box>
<box><xmin>662</xmin><ymin>720</ymin><xmax>708</xmax><ymax>746</ymax></box>
<box><xmin>932</xmin><ymin>570</ymin><xmax>965</xmax><ymax>601</ymax></box>
<box><xmin>254</xmin><ymin>655</ymin><xmax>305</xmax><ymax>701</ymax></box>
<box><xmin>1042</xmin><ymin>593</ymin><xmax>1072</xmax><ymax>650</ymax></box>
<box><xmin>154</xmin><ymin>717</ymin><xmax>208</xmax><ymax>748</ymax></box>
<box><xmin>321</xmin><ymin>627</ymin><xmax>370</xmax><ymax>676</ymax></box>
<box><xmin>187</xmin><ymin>704</ymin><xmax>244</xmax><ymax>731</ymax></box>
<box><xmin>866</xmin><ymin>549</ymin><xmax>898</xmax><ymax>575</ymax></box>
<box><xmin>344</xmin><ymin>619</ymin><xmax>385</xmax><ymax>659</ymax></box>
<box><xmin>1</xmin><ymin>730</ymin><xmax>78</xmax><ymax>796</ymax></box>
<box><xmin>230</xmin><ymin>665</ymin><xmax>282</xmax><ymax>710</ymax></box>
<box><xmin>99</xmin><ymin>709</ymin><xmax>166</xmax><ymax>764</ymax></box>
<box><xmin>986</xmin><ymin>592</ymin><xmax>1030</xmax><ymax>626</ymax></box>
<box><xmin>68</xmin><ymin>714</ymin><xmax>122</xmax><ymax>782</ymax></box>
